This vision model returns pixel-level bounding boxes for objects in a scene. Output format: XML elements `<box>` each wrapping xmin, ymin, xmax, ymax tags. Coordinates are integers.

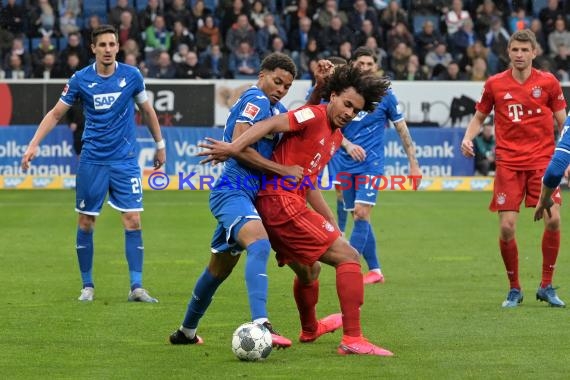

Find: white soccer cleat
<box><xmin>128</xmin><ymin>288</ymin><xmax>158</xmax><ymax>303</ymax></box>
<box><xmin>78</xmin><ymin>287</ymin><xmax>94</xmax><ymax>301</ymax></box>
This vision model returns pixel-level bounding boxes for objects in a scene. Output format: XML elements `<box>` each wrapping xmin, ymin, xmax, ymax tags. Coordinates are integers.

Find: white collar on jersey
<box><xmin>92</xmin><ymin>61</ymin><xmax>118</xmax><ymax>77</ymax></box>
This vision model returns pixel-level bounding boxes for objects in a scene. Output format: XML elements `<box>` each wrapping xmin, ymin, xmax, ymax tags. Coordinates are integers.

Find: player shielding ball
<box><xmin>21</xmin><ymin>25</ymin><xmax>165</xmax><ymax>302</ymax></box>
<box><xmin>200</xmin><ymin>66</ymin><xmax>394</xmax><ymax>356</ymax></box>
<box><xmin>461</xmin><ymin>29</ymin><xmax>567</xmax><ymax>308</ymax></box>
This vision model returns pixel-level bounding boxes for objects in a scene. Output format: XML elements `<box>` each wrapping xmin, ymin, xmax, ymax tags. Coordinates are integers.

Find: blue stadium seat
<box><xmin>109</xmin><ymin>0</ymin><xmax>135</xmax><ymax>7</ymax></box>
<box><xmin>58</xmin><ymin>36</ymin><xmax>68</xmax><ymax>50</ymax></box>
<box><xmin>532</xmin><ymin>0</ymin><xmax>548</xmax><ymax>17</ymax></box>
<box><xmin>412</xmin><ymin>14</ymin><xmax>440</xmax><ymax>35</ymax></box>
<box><xmin>135</xmin><ymin>0</ymin><xmax>148</xmax><ymax>11</ymax></box>
<box><xmin>83</xmin><ymin>0</ymin><xmax>109</xmax><ymax>20</ymax></box>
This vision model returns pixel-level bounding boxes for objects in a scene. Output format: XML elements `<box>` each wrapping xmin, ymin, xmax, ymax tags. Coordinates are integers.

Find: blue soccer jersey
<box><xmin>212</xmin><ymin>85</ymin><xmax>287</xmax><ymax>200</ymax></box>
<box><xmin>60</xmin><ymin>62</ymin><xmax>147</xmax><ymax>164</ymax></box>
<box><xmin>337</xmin><ymin>89</ymin><xmax>404</xmax><ymax>175</ymax></box>
<box><xmin>544</xmin><ymin>116</ymin><xmax>570</xmax><ymax>188</ymax></box>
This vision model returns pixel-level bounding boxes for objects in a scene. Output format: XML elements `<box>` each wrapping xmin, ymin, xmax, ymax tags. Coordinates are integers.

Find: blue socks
<box><xmin>183</xmin><ymin>269</ymin><xmax>223</xmax><ymax>329</ymax></box>
<box><xmin>76</xmin><ymin>228</ymin><xmax>94</xmax><ymax>288</ymax></box>
<box><xmin>245</xmin><ymin>239</ymin><xmax>271</xmax><ymax>321</ymax></box>
<box><xmin>125</xmin><ymin>230</ymin><xmax>143</xmax><ymax>290</ymax></box>
<box><xmin>363</xmin><ymin>223</ymin><xmax>380</xmax><ymax>271</ymax></box>
<box><xmin>350</xmin><ymin>220</ymin><xmax>381</xmax><ymax>271</ymax></box>
<box><xmin>337</xmin><ymin>199</ymin><xmax>347</xmax><ymax>233</ymax></box>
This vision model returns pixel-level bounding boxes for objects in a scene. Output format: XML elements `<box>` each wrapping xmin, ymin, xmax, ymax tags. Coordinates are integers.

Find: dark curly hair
<box><xmin>260</xmin><ymin>52</ymin><xmax>297</xmax><ymax>78</ymax></box>
<box><xmin>321</xmin><ymin>65</ymin><xmax>390</xmax><ymax>112</ymax></box>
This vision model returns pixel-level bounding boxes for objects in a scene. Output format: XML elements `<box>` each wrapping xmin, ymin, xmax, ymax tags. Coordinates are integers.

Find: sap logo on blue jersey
<box><xmin>93</xmin><ymin>92</ymin><xmax>122</xmax><ymax>110</ymax></box>
<box><xmin>352</xmin><ymin>111</ymin><xmax>368</xmax><ymax>122</ymax></box>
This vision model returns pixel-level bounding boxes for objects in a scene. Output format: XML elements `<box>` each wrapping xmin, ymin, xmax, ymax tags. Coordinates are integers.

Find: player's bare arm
<box><xmin>394</xmin><ymin>119</ymin><xmax>422</xmax><ymax>188</ymax></box>
<box><xmin>138</xmin><ymin>100</ymin><xmax>166</xmax><ymax>170</ymax></box>
<box><xmin>22</xmin><ymin>100</ymin><xmax>71</xmax><ymax>170</ymax></box>
<box><xmin>307</xmin><ymin>187</ymin><xmax>340</xmax><ymax>231</ymax></box>
<box><xmin>534</xmin><ymin>184</ymin><xmax>556</xmax><ymax>221</ymax></box>
<box><xmin>461</xmin><ymin>110</ymin><xmax>488</xmax><ymax>157</ymax></box>
<box><xmin>306</xmin><ymin>59</ymin><xmax>335</xmax><ymax>105</ymax></box>
<box><xmin>198</xmin><ymin>114</ymin><xmax>291</xmax><ymax>161</ymax></box>
<box><xmin>341</xmin><ymin>137</ymin><xmax>366</xmax><ymax>162</ymax></box>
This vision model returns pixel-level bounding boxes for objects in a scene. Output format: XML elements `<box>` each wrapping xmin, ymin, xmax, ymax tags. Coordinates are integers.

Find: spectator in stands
<box><xmin>459</xmin><ymin>40</ymin><xmax>489</xmax><ymax>73</ymax></box>
<box><xmin>3</xmin><ymin>37</ymin><xmax>31</xmax><ymax>73</ymax></box>
<box><xmin>58</xmin><ymin>32</ymin><xmax>89</xmax><ymax>69</ymax></box>
<box><xmin>449</xmin><ymin>17</ymin><xmax>477</xmax><ymax>60</ymax></box>
<box><xmin>348</xmin><ymin>0</ymin><xmax>378</xmax><ymax>33</ymax></box>
<box><xmin>469</xmin><ymin>56</ymin><xmax>488</xmax><ymax>81</ymax></box>
<box><xmin>124</xmin><ymin>52</ymin><xmax>139</xmax><ymax>67</ymax></box>
<box><xmin>425</xmin><ymin>41</ymin><xmax>453</xmax><ymax>78</ymax></box>
<box><xmin>288</xmin><ymin>16</ymin><xmax>315</xmax><ymax>62</ymax></box>
<box><xmin>485</xmin><ymin>16</ymin><xmax>510</xmax><ymax>74</ymax></box>
<box><xmin>32</xmin><ymin>51</ymin><xmax>57</xmax><ymax>78</ymax></box>
<box><xmin>170</xmin><ymin>20</ymin><xmax>196</xmax><ymax>57</ymax></box>
<box><xmin>148</xmin><ymin>50</ymin><xmax>176</xmax><ymax>78</ymax></box>
<box><xmin>220</xmin><ymin>0</ymin><xmax>246</xmax><ymax>38</ymax></box>
<box><xmin>553</xmin><ymin>44</ymin><xmax>570</xmax><ymax>82</ymax></box>
<box><xmin>55</xmin><ymin>50</ymin><xmax>81</xmax><ymax>78</ymax></box>
<box><xmin>318</xmin><ymin>15</ymin><xmax>351</xmax><ymax>58</ymax></box>
<box><xmin>534</xmin><ymin>43</ymin><xmax>556</xmax><ymax>73</ymax></box>
<box><xmin>172</xmin><ymin>43</ymin><xmax>190</xmax><ymax>64</ymax></box>
<box><xmin>264</xmin><ymin>36</ymin><xmax>290</xmax><ymax>59</ymax></box>
<box><xmin>1</xmin><ymin>0</ymin><xmax>26</xmax><ymax>36</ymax></box>
<box><xmin>176</xmin><ymin>50</ymin><xmax>207</xmax><ymax>78</ymax></box>
<box><xmin>117</xmin><ymin>10</ymin><xmax>142</xmax><ymax>49</ymax></box>
<box><xmin>196</xmin><ymin>15</ymin><xmax>222</xmax><ymax>52</ymax></box>
<box><xmin>30</xmin><ymin>0</ymin><xmax>57</xmax><ymax>37</ymax></box>
<box><xmin>409</xmin><ymin>0</ymin><xmax>442</xmax><ymax>16</ymax></box>
<box><xmin>445</xmin><ymin>0</ymin><xmax>471</xmax><ymax>35</ymax></box>
<box><xmin>473</xmin><ymin>120</ymin><xmax>495</xmax><ymax>176</ymax></box>
<box><xmin>354</xmin><ymin>19</ymin><xmax>383</xmax><ymax>51</ymax></box>
<box><xmin>538</xmin><ymin>0</ymin><xmax>564</xmax><ymax>37</ymax></box>
<box><xmin>190</xmin><ymin>0</ymin><xmax>212</xmax><ymax>32</ymax></box>
<box><xmin>299</xmin><ymin>37</ymin><xmax>320</xmax><ymax>78</ymax></box>
<box><xmin>2</xmin><ymin>53</ymin><xmax>29</xmax><ymax>79</ymax></box>
<box><xmin>435</xmin><ymin>60</ymin><xmax>467</xmax><ymax>80</ymax></box>
<box><xmin>117</xmin><ymin>38</ymin><xmax>142</xmax><ymax>64</ymax></box>
<box><xmin>508</xmin><ymin>7</ymin><xmax>531</xmax><ymax>34</ymax></box>
<box><xmin>59</xmin><ymin>9</ymin><xmax>81</xmax><ymax>37</ymax></box>
<box><xmin>414</xmin><ymin>18</ymin><xmax>443</xmax><ymax>65</ymax></box>
<box><xmin>529</xmin><ymin>18</ymin><xmax>548</xmax><ymax>55</ymax></box>
<box><xmin>228</xmin><ymin>40</ymin><xmax>260</xmax><ymax>79</ymax></box>
<box><xmin>166</xmin><ymin>0</ymin><xmax>194</xmax><ymax>30</ymax></box>
<box><xmin>363</xmin><ymin>35</ymin><xmax>388</xmax><ymax>73</ymax></box>
<box><xmin>138</xmin><ymin>0</ymin><xmax>164</xmax><ymax>31</ymax></box>
<box><xmin>200</xmin><ymin>44</ymin><xmax>228</xmax><ymax>79</ymax></box>
<box><xmin>31</xmin><ymin>34</ymin><xmax>56</xmax><ymax>71</ymax></box>
<box><xmin>225</xmin><ymin>13</ymin><xmax>256</xmax><ymax>53</ymax></box>
<box><xmin>389</xmin><ymin>41</ymin><xmax>413</xmax><ymax>79</ymax></box>
<box><xmin>283</xmin><ymin>0</ymin><xmax>313</xmax><ymax>34</ymax></box>
<box><xmin>144</xmin><ymin>15</ymin><xmax>172</xmax><ymax>55</ymax></box>
<box><xmin>474</xmin><ymin>0</ymin><xmax>502</xmax><ymax>41</ymax></box>
<box><xmin>255</xmin><ymin>13</ymin><xmax>287</xmax><ymax>57</ymax></box>
<box><xmin>250</xmin><ymin>1</ymin><xmax>270</xmax><ymax>30</ymax></box>
<box><xmin>548</xmin><ymin>17</ymin><xmax>570</xmax><ymax>58</ymax></box>
<box><xmin>314</xmin><ymin>0</ymin><xmax>348</xmax><ymax>30</ymax></box>
<box><xmin>338</xmin><ymin>40</ymin><xmax>353</xmax><ymax>62</ymax></box>
<box><xmin>402</xmin><ymin>55</ymin><xmax>428</xmax><ymax>80</ymax></box>
<box><xmin>82</xmin><ymin>15</ymin><xmax>101</xmax><ymax>59</ymax></box>
<box><xmin>386</xmin><ymin>21</ymin><xmax>414</xmax><ymax>53</ymax></box>
<box><xmin>380</xmin><ymin>0</ymin><xmax>407</xmax><ymax>33</ymax></box>
<box><xmin>108</xmin><ymin>0</ymin><xmax>139</xmax><ymax>31</ymax></box>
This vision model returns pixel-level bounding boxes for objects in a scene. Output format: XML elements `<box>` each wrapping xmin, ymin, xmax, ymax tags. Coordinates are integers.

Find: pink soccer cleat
<box><xmin>363</xmin><ymin>271</ymin><xmax>385</xmax><ymax>285</ymax></box>
<box><xmin>262</xmin><ymin>321</ymin><xmax>292</xmax><ymax>348</ymax></box>
<box><xmin>337</xmin><ymin>335</ymin><xmax>394</xmax><ymax>356</ymax></box>
<box><xmin>299</xmin><ymin>313</ymin><xmax>343</xmax><ymax>343</ymax></box>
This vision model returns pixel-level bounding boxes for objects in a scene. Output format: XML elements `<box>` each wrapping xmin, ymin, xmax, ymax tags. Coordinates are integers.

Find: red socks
<box><xmin>499</xmin><ymin>239</ymin><xmax>520</xmax><ymax>290</ymax></box>
<box><xmin>541</xmin><ymin>230</ymin><xmax>560</xmax><ymax>288</ymax></box>
<box><xmin>336</xmin><ymin>262</ymin><xmax>363</xmax><ymax>337</ymax></box>
<box><xmin>293</xmin><ymin>277</ymin><xmax>319</xmax><ymax>333</ymax></box>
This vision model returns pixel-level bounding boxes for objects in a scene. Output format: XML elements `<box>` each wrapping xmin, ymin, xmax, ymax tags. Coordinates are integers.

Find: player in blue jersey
<box><xmin>338</xmin><ymin>47</ymin><xmax>422</xmax><ymax>285</ymax></box>
<box><xmin>169</xmin><ymin>53</ymin><xmax>314</xmax><ymax>348</ymax></box>
<box><xmin>21</xmin><ymin>25</ymin><xmax>165</xmax><ymax>303</ymax></box>
<box><xmin>535</xmin><ymin>116</ymin><xmax>570</xmax><ymax>223</ymax></box>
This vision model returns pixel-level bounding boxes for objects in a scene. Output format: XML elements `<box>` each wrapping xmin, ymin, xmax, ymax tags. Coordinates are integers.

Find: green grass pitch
<box><xmin>1</xmin><ymin>190</ymin><xmax>570</xmax><ymax>379</ymax></box>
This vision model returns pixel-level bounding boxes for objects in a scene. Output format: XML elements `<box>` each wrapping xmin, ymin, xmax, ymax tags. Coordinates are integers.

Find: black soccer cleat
<box><xmin>169</xmin><ymin>330</ymin><xmax>204</xmax><ymax>345</ymax></box>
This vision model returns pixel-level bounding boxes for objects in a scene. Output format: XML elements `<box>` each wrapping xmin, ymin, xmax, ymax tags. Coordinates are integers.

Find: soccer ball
<box><xmin>231</xmin><ymin>322</ymin><xmax>273</xmax><ymax>361</ymax></box>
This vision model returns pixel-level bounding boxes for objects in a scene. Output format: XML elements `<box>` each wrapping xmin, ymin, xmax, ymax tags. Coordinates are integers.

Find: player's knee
<box><xmin>353</xmin><ymin>206</ymin><xmax>370</xmax><ymax>221</ymax></box>
<box><xmin>122</xmin><ymin>212</ymin><xmax>141</xmax><ymax>230</ymax></box>
<box><xmin>499</xmin><ymin>222</ymin><xmax>516</xmax><ymax>240</ymax></box>
<box><xmin>545</xmin><ymin>214</ymin><xmax>561</xmax><ymax>231</ymax></box>
<box><xmin>78</xmin><ymin>214</ymin><xmax>95</xmax><ymax>230</ymax></box>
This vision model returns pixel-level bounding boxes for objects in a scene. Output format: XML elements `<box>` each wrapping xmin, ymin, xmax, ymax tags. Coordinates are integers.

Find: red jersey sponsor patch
<box><xmin>242</xmin><ymin>102</ymin><xmax>260</xmax><ymax>119</ymax></box>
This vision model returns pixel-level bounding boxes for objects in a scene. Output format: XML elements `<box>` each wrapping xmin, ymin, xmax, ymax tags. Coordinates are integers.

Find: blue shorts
<box><xmin>75</xmin><ymin>160</ymin><xmax>143</xmax><ymax>215</ymax></box>
<box><xmin>209</xmin><ymin>190</ymin><xmax>261</xmax><ymax>254</ymax></box>
<box><xmin>342</xmin><ymin>172</ymin><xmax>382</xmax><ymax>211</ymax></box>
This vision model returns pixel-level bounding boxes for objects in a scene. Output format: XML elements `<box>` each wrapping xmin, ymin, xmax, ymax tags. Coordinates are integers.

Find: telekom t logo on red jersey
<box><xmin>507</xmin><ymin>104</ymin><xmax>524</xmax><ymax>122</ymax></box>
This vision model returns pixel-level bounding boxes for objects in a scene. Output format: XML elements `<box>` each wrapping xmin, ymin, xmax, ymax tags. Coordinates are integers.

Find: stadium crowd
<box><xmin>1</xmin><ymin>0</ymin><xmax>570</xmax><ymax>81</ymax></box>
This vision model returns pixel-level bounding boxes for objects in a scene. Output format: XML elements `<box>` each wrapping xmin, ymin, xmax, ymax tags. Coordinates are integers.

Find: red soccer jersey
<box><xmin>258</xmin><ymin>104</ymin><xmax>343</xmax><ymax>199</ymax></box>
<box><xmin>476</xmin><ymin>68</ymin><xmax>567</xmax><ymax>169</ymax></box>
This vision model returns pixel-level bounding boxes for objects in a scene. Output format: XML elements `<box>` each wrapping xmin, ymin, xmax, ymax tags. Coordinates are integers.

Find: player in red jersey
<box><xmin>200</xmin><ymin>66</ymin><xmax>393</xmax><ymax>356</ymax></box>
<box><xmin>461</xmin><ymin>29</ymin><xmax>568</xmax><ymax>308</ymax></box>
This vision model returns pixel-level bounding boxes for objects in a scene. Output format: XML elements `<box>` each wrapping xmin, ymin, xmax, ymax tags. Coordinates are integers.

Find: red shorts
<box><xmin>255</xmin><ymin>194</ymin><xmax>341</xmax><ymax>266</ymax></box>
<box><xmin>489</xmin><ymin>165</ymin><xmax>562</xmax><ymax>212</ymax></box>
